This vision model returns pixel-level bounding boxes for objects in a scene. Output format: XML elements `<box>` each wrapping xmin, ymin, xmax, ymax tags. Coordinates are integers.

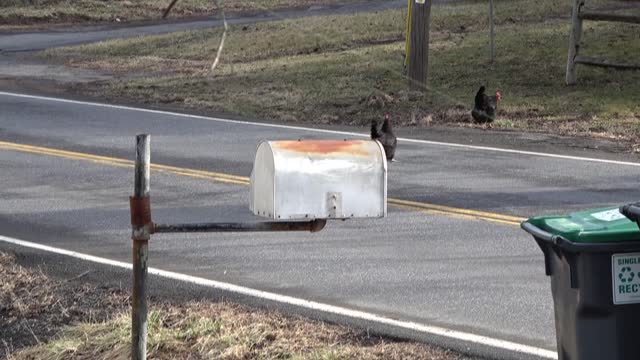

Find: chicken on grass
<box><xmin>472</xmin><ymin>86</ymin><xmax>502</xmax><ymax>125</ymax></box>
<box><xmin>371</xmin><ymin>113</ymin><xmax>397</xmax><ymax>161</ymax></box>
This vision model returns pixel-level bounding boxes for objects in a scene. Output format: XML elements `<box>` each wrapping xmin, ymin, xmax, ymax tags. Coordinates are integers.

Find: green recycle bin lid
<box><xmin>525</xmin><ymin>206</ymin><xmax>640</xmax><ymax>243</ymax></box>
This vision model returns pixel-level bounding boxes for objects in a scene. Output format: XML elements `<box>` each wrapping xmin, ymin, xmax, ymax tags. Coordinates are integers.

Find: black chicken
<box><xmin>371</xmin><ymin>113</ymin><xmax>397</xmax><ymax>161</ymax></box>
<box><xmin>472</xmin><ymin>86</ymin><xmax>502</xmax><ymax>124</ymax></box>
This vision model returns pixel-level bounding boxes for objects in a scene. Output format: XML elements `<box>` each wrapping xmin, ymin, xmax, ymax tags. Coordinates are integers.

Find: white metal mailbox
<box><xmin>250</xmin><ymin>140</ymin><xmax>387</xmax><ymax>220</ymax></box>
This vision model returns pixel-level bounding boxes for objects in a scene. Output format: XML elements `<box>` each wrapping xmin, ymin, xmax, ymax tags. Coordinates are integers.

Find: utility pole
<box><xmin>408</xmin><ymin>0</ymin><xmax>433</xmax><ymax>87</ymax></box>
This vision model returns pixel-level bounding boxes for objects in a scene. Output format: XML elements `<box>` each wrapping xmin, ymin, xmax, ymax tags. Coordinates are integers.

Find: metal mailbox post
<box><xmin>129</xmin><ymin>135</ymin><xmax>387</xmax><ymax>360</ymax></box>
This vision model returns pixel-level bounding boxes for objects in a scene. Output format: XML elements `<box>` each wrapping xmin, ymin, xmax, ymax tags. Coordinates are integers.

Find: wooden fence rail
<box><xmin>566</xmin><ymin>0</ymin><xmax>640</xmax><ymax>85</ymax></box>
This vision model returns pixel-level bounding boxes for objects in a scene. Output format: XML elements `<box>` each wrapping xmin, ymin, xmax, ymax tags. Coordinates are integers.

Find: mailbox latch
<box><xmin>327</xmin><ymin>192</ymin><xmax>343</xmax><ymax>218</ymax></box>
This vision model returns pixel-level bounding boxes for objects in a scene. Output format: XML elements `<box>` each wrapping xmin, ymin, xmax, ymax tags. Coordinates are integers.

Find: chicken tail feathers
<box><xmin>474</xmin><ymin>86</ymin><xmax>486</xmax><ymax>109</ymax></box>
<box><xmin>370</xmin><ymin>120</ymin><xmax>380</xmax><ymax>139</ymax></box>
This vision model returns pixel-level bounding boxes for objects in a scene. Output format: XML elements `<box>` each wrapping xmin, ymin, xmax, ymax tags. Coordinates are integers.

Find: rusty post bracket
<box><xmin>130</xmin><ymin>196</ymin><xmax>154</xmax><ymax>240</ymax></box>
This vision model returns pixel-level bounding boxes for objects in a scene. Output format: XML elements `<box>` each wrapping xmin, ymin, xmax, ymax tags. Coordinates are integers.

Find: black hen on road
<box><xmin>472</xmin><ymin>86</ymin><xmax>502</xmax><ymax>124</ymax></box>
<box><xmin>371</xmin><ymin>113</ymin><xmax>397</xmax><ymax>161</ymax></box>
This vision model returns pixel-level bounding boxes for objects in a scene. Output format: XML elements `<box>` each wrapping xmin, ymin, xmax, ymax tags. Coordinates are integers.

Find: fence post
<box><xmin>566</xmin><ymin>0</ymin><xmax>585</xmax><ymax>85</ymax></box>
<box><xmin>489</xmin><ymin>0</ymin><xmax>495</xmax><ymax>63</ymax></box>
<box><xmin>131</xmin><ymin>134</ymin><xmax>151</xmax><ymax>360</ymax></box>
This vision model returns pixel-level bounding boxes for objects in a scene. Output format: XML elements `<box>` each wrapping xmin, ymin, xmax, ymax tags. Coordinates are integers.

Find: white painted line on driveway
<box><xmin>1</xmin><ymin>91</ymin><xmax>638</xmax><ymax>168</ymax></box>
<box><xmin>0</xmin><ymin>234</ymin><xmax>557</xmax><ymax>359</ymax></box>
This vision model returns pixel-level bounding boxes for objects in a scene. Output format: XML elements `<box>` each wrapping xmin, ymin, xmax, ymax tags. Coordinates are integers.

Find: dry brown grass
<box><xmin>1</xmin><ymin>252</ymin><xmax>474</xmax><ymax>360</ymax></box>
<box><xmin>14</xmin><ymin>303</ymin><xmax>470</xmax><ymax>360</ymax></box>
<box><xmin>0</xmin><ymin>252</ymin><xmax>130</xmax><ymax>356</ymax></box>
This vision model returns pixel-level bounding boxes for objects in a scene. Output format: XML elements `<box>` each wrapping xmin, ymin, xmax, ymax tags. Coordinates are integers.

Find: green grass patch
<box><xmin>44</xmin><ymin>0</ymin><xmax>627</xmax><ymax>66</ymax></box>
<box><xmin>43</xmin><ymin>0</ymin><xmax>625</xmax><ymax>65</ymax></box>
<box><xmin>44</xmin><ymin>0</ymin><xmax>640</xmax><ymax>141</ymax></box>
<box><xmin>0</xmin><ymin>0</ymin><xmax>207</xmax><ymax>26</ymax></box>
<box><xmin>0</xmin><ymin>0</ymin><xmax>357</xmax><ymax>27</ymax></box>
<box><xmin>44</xmin><ymin>10</ymin><xmax>408</xmax><ymax>67</ymax></box>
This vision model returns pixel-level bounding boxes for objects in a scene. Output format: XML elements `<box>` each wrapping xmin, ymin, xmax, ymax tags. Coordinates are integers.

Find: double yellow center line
<box><xmin>0</xmin><ymin>140</ymin><xmax>525</xmax><ymax>226</ymax></box>
<box><xmin>0</xmin><ymin>141</ymin><xmax>248</xmax><ymax>185</ymax></box>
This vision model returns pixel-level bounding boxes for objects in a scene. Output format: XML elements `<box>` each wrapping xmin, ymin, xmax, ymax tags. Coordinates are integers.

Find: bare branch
<box><xmin>162</xmin><ymin>0</ymin><xmax>180</xmax><ymax>19</ymax></box>
<box><xmin>210</xmin><ymin>0</ymin><xmax>228</xmax><ymax>73</ymax></box>
<box><xmin>21</xmin><ymin>320</ymin><xmax>40</xmax><ymax>345</ymax></box>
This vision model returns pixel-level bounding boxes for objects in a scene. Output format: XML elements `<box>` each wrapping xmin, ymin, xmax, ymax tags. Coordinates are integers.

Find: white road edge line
<box><xmin>1</xmin><ymin>91</ymin><xmax>638</xmax><ymax>168</ymax></box>
<box><xmin>0</xmin><ymin>234</ymin><xmax>557</xmax><ymax>359</ymax></box>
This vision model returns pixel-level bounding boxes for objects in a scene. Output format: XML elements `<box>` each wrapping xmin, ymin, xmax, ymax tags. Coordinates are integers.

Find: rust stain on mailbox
<box><xmin>272</xmin><ymin>140</ymin><xmax>370</xmax><ymax>156</ymax></box>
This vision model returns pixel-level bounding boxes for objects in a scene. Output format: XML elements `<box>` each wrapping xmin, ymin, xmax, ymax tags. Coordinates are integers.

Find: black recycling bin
<box><xmin>522</xmin><ymin>206</ymin><xmax>640</xmax><ymax>360</ymax></box>
<box><xmin>621</xmin><ymin>202</ymin><xmax>640</xmax><ymax>228</ymax></box>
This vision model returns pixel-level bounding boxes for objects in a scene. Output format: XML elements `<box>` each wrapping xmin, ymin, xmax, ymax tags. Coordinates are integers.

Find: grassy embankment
<box><xmin>42</xmin><ymin>0</ymin><xmax>640</xmax><ymax>144</ymax></box>
<box><xmin>0</xmin><ymin>0</ymin><xmax>352</xmax><ymax>28</ymax></box>
<box><xmin>0</xmin><ymin>251</ymin><xmax>473</xmax><ymax>360</ymax></box>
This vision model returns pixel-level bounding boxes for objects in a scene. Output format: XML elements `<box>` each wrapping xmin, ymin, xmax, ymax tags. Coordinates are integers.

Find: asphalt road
<box><xmin>0</xmin><ymin>0</ymin><xmax>405</xmax><ymax>52</ymax></box>
<box><xmin>2</xmin><ymin>92</ymin><xmax>640</xmax><ymax>358</ymax></box>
